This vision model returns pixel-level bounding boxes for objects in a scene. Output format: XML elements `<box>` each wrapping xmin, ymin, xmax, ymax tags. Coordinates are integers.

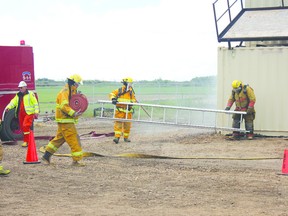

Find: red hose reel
<box><xmin>69</xmin><ymin>93</ymin><xmax>89</xmax><ymax>113</ymax></box>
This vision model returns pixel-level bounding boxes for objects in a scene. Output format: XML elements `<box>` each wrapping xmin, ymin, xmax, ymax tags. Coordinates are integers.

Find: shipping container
<box><xmin>214</xmin><ymin>0</ymin><xmax>288</xmax><ymax>136</ymax></box>
<box><xmin>217</xmin><ymin>46</ymin><xmax>288</xmax><ymax>135</ymax></box>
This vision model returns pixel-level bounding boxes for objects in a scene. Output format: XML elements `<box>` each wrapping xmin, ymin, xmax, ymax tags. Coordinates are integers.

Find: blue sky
<box><xmin>0</xmin><ymin>0</ymin><xmax>219</xmax><ymax>81</ymax></box>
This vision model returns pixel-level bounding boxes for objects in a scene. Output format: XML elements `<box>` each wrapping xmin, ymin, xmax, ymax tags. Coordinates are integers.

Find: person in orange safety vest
<box><xmin>5</xmin><ymin>81</ymin><xmax>39</xmax><ymax>147</ymax></box>
<box><xmin>109</xmin><ymin>77</ymin><xmax>137</xmax><ymax>144</ymax></box>
<box><xmin>41</xmin><ymin>74</ymin><xmax>85</xmax><ymax>166</ymax></box>
<box><xmin>225</xmin><ymin>80</ymin><xmax>256</xmax><ymax>140</ymax></box>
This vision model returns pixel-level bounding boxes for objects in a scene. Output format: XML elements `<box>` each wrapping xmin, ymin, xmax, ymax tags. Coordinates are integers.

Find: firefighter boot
<box><xmin>41</xmin><ymin>151</ymin><xmax>52</xmax><ymax>165</ymax></box>
<box><xmin>247</xmin><ymin>133</ymin><xmax>254</xmax><ymax>140</ymax></box>
<box><xmin>0</xmin><ymin>165</ymin><xmax>10</xmax><ymax>176</ymax></box>
<box><xmin>245</xmin><ymin>122</ymin><xmax>254</xmax><ymax>140</ymax></box>
<box><xmin>113</xmin><ymin>137</ymin><xmax>120</xmax><ymax>144</ymax></box>
<box><xmin>72</xmin><ymin>161</ymin><xmax>86</xmax><ymax>167</ymax></box>
<box><xmin>21</xmin><ymin>142</ymin><xmax>28</xmax><ymax>147</ymax></box>
<box><xmin>124</xmin><ymin>138</ymin><xmax>131</xmax><ymax>142</ymax></box>
<box><xmin>232</xmin><ymin>132</ymin><xmax>241</xmax><ymax>140</ymax></box>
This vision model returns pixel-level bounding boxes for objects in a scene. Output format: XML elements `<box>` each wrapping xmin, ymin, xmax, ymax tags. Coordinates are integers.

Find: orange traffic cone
<box><xmin>281</xmin><ymin>149</ymin><xmax>288</xmax><ymax>175</ymax></box>
<box><xmin>23</xmin><ymin>130</ymin><xmax>41</xmax><ymax>164</ymax></box>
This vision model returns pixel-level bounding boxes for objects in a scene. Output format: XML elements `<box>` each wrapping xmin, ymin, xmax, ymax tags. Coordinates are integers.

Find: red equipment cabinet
<box><xmin>0</xmin><ymin>44</ymin><xmax>38</xmax><ymax>141</ymax></box>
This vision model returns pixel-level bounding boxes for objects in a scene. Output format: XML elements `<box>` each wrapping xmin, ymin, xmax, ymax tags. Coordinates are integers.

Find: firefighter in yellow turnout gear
<box><xmin>42</xmin><ymin>74</ymin><xmax>85</xmax><ymax>166</ymax></box>
<box><xmin>109</xmin><ymin>78</ymin><xmax>137</xmax><ymax>144</ymax></box>
<box><xmin>225</xmin><ymin>80</ymin><xmax>256</xmax><ymax>140</ymax></box>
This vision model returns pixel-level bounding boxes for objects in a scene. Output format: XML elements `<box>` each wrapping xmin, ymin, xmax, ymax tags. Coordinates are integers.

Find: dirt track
<box><xmin>1</xmin><ymin>118</ymin><xmax>288</xmax><ymax>216</ymax></box>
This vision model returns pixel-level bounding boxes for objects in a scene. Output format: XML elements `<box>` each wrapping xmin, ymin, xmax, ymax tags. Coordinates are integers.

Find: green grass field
<box><xmin>36</xmin><ymin>83</ymin><xmax>216</xmax><ymax>118</ymax></box>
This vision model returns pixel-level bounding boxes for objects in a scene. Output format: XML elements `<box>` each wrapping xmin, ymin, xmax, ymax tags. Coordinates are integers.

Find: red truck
<box><xmin>0</xmin><ymin>41</ymin><xmax>37</xmax><ymax>141</ymax></box>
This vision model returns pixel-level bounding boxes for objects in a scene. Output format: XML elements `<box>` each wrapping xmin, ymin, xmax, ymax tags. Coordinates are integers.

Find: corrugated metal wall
<box><xmin>217</xmin><ymin>46</ymin><xmax>288</xmax><ymax>135</ymax></box>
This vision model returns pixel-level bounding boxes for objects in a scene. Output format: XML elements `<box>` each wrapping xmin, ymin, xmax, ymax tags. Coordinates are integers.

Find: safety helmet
<box><xmin>18</xmin><ymin>81</ymin><xmax>27</xmax><ymax>88</ymax></box>
<box><xmin>122</xmin><ymin>77</ymin><xmax>133</xmax><ymax>83</ymax></box>
<box><xmin>68</xmin><ymin>74</ymin><xmax>83</xmax><ymax>85</ymax></box>
<box><xmin>231</xmin><ymin>80</ymin><xmax>242</xmax><ymax>89</ymax></box>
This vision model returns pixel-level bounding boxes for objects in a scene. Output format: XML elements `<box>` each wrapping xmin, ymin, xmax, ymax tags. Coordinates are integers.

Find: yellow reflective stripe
<box><xmin>123</xmin><ymin>132</ymin><xmax>129</xmax><ymax>137</ymax></box>
<box><xmin>68</xmin><ymin>110</ymin><xmax>75</xmax><ymax>116</ymax></box>
<box><xmin>25</xmin><ymin>106</ymin><xmax>34</xmax><ymax>112</ymax></box>
<box><xmin>55</xmin><ymin>118</ymin><xmax>78</xmax><ymax>123</ymax></box>
<box><xmin>71</xmin><ymin>151</ymin><xmax>83</xmax><ymax>157</ymax></box>
<box><xmin>47</xmin><ymin>142</ymin><xmax>58</xmax><ymax>152</ymax></box>
<box><xmin>23</xmin><ymin>131</ymin><xmax>30</xmax><ymax>135</ymax></box>
<box><xmin>26</xmin><ymin>104</ymin><xmax>39</xmax><ymax>111</ymax></box>
<box><xmin>115</xmin><ymin>131</ymin><xmax>122</xmax><ymax>135</ymax></box>
<box><xmin>24</xmin><ymin>93</ymin><xmax>33</xmax><ymax>113</ymax></box>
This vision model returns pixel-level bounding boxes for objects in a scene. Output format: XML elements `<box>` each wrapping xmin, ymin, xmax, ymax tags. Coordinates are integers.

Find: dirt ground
<box><xmin>1</xmin><ymin>117</ymin><xmax>288</xmax><ymax>216</ymax></box>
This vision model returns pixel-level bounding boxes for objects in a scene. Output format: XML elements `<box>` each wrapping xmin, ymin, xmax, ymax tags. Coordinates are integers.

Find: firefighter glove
<box><xmin>73</xmin><ymin>110</ymin><xmax>82</xmax><ymax>117</ymax></box>
<box><xmin>225</xmin><ymin>106</ymin><xmax>230</xmax><ymax>111</ymax></box>
<box><xmin>247</xmin><ymin>107</ymin><xmax>254</xmax><ymax>114</ymax></box>
<box><xmin>235</xmin><ymin>107</ymin><xmax>241</xmax><ymax>111</ymax></box>
<box><xmin>112</xmin><ymin>98</ymin><xmax>118</xmax><ymax>105</ymax></box>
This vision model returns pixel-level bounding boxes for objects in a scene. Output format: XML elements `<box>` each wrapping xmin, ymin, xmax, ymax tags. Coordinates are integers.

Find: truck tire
<box><xmin>0</xmin><ymin>108</ymin><xmax>23</xmax><ymax>141</ymax></box>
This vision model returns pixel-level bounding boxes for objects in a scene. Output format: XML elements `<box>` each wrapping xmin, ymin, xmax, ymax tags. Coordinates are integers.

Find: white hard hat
<box><xmin>18</xmin><ymin>81</ymin><xmax>27</xmax><ymax>88</ymax></box>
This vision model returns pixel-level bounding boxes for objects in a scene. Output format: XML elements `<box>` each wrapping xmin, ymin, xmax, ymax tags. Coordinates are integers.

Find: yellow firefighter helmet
<box><xmin>231</xmin><ymin>80</ymin><xmax>242</xmax><ymax>89</ymax></box>
<box><xmin>122</xmin><ymin>77</ymin><xmax>133</xmax><ymax>83</ymax></box>
<box><xmin>68</xmin><ymin>74</ymin><xmax>83</xmax><ymax>85</ymax></box>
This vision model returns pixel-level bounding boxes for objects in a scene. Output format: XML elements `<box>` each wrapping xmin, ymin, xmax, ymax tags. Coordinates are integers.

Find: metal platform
<box><xmin>222</xmin><ymin>8</ymin><xmax>288</xmax><ymax>42</ymax></box>
<box><xmin>213</xmin><ymin>0</ymin><xmax>288</xmax><ymax>48</ymax></box>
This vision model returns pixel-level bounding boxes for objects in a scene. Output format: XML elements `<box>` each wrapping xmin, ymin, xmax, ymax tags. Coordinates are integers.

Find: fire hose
<box><xmin>37</xmin><ymin>131</ymin><xmax>282</xmax><ymax>160</ymax></box>
<box><xmin>38</xmin><ymin>145</ymin><xmax>282</xmax><ymax>160</ymax></box>
<box><xmin>34</xmin><ymin>131</ymin><xmax>283</xmax><ymax>160</ymax></box>
<box><xmin>69</xmin><ymin>93</ymin><xmax>89</xmax><ymax>113</ymax></box>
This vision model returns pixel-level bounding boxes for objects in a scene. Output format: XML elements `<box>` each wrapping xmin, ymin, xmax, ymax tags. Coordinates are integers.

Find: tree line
<box><xmin>36</xmin><ymin>76</ymin><xmax>216</xmax><ymax>87</ymax></box>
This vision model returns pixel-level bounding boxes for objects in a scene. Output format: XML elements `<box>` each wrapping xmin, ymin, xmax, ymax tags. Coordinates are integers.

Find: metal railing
<box><xmin>213</xmin><ymin>0</ymin><xmax>244</xmax><ymax>48</ymax></box>
<box><xmin>96</xmin><ymin>100</ymin><xmax>247</xmax><ymax>132</ymax></box>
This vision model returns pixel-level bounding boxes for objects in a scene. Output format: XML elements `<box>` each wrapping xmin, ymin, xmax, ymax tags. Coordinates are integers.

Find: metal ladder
<box><xmin>95</xmin><ymin>100</ymin><xmax>247</xmax><ymax>132</ymax></box>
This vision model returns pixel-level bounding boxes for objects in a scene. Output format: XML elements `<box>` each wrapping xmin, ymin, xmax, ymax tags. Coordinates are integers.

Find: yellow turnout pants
<box><xmin>46</xmin><ymin>123</ymin><xmax>83</xmax><ymax>161</ymax></box>
<box><xmin>114</xmin><ymin>110</ymin><xmax>132</xmax><ymax>139</ymax></box>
